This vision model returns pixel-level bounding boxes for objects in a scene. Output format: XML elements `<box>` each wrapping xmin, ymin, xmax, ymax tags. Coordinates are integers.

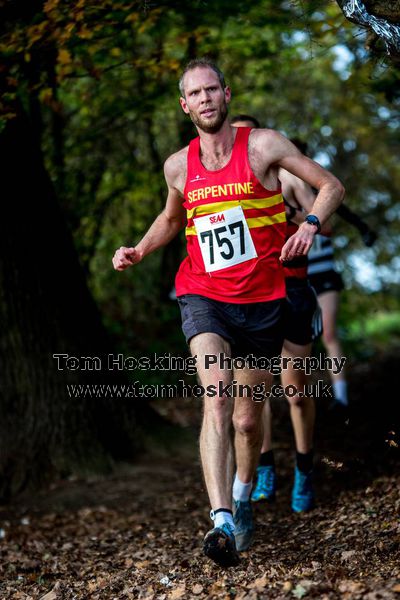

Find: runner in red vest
<box><xmin>232</xmin><ymin>117</ymin><xmax>324</xmax><ymax>513</ymax></box>
<box><xmin>112</xmin><ymin>59</ymin><xmax>344</xmax><ymax>567</ymax></box>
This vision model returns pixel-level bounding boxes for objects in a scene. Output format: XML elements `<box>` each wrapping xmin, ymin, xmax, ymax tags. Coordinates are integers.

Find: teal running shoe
<box><xmin>251</xmin><ymin>465</ymin><xmax>277</xmax><ymax>503</ymax></box>
<box><xmin>291</xmin><ymin>466</ymin><xmax>315</xmax><ymax>513</ymax></box>
<box><xmin>203</xmin><ymin>522</ymin><xmax>240</xmax><ymax>567</ymax></box>
<box><xmin>233</xmin><ymin>500</ymin><xmax>254</xmax><ymax>551</ymax></box>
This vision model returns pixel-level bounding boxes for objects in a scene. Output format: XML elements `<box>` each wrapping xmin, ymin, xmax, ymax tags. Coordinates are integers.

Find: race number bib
<box><xmin>194</xmin><ymin>205</ymin><xmax>257</xmax><ymax>273</ymax></box>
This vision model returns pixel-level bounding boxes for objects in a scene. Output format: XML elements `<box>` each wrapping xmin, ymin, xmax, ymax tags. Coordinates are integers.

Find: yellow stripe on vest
<box><xmin>185</xmin><ymin>211</ymin><xmax>286</xmax><ymax>236</ymax></box>
<box><xmin>246</xmin><ymin>212</ymin><xmax>287</xmax><ymax>228</ymax></box>
<box><xmin>186</xmin><ymin>193</ymin><xmax>283</xmax><ymax>220</ymax></box>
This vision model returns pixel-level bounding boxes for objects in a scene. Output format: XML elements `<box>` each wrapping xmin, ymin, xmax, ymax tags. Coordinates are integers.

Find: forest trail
<box><xmin>1</xmin><ymin>353</ymin><xmax>399</xmax><ymax>599</ymax></box>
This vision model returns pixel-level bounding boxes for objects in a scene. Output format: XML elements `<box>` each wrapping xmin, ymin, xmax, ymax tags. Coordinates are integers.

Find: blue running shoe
<box><xmin>203</xmin><ymin>522</ymin><xmax>240</xmax><ymax>567</ymax></box>
<box><xmin>233</xmin><ymin>500</ymin><xmax>254</xmax><ymax>551</ymax></box>
<box><xmin>291</xmin><ymin>466</ymin><xmax>315</xmax><ymax>513</ymax></box>
<box><xmin>251</xmin><ymin>465</ymin><xmax>277</xmax><ymax>503</ymax></box>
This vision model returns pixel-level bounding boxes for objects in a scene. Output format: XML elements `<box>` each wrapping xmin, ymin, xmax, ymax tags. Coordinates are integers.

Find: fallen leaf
<box><xmin>39</xmin><ymin>590</ymin><xmax>57</xmax><ymax>600</ymax></box>
<box><xmin>192</xmin><ymin>584</ymin><xmax>203</xmax><ymax>594</ymax></box>
<box><xmin>338</xmin><ymin>580</ymin><xmax>365</xmax><ymax>594</ymax></box>
<box><xmin>135</xmin><ymin>560</ymin><xmax>150</xmax><ymax>568</ymax></box>
<box><xmin>249</xmin><ymin>574</ymin><xmax>268</xmax><ymax>590</ymax></box>
<box><xmin>283</xmin><ymin>581</ymin><xmax>293</xmax><ymax>592</ymax></box>
<box><xmin>292</xmin><ymin>584</ymin><xmax>307</xmax><ymax>598</ymax></box>
<box><xmin>169</xmin><ymin>584</ymin><xmax>186</xmax><ymax>599</ymax></box>
<box><xmin>39</xmin><ymin>582</ymin><xmax>61</xmax><ymax>600</ymax></box>
<box><xmin>341</xmin><ymin>550</ymin><xmax>356</xmax><ymax>561</ymax></box>
<box><xmin>299</xmin><ymin>580</ymin><xmax>313</xmax><ymax>590</ymax></box>
<box><xmin>208</xmin><ymin>580</ymin><xmax>225</xmax><ymax>596</ymax></box>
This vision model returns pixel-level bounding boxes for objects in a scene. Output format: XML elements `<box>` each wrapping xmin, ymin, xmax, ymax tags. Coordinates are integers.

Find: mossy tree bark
<box><xmin>0</xmin><ymin>108</ymin><xmax>153</xmax><ymax>501</ymax></box>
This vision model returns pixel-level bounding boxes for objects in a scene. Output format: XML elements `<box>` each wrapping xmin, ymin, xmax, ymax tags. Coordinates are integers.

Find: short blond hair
<box><xmin>179</xmin><ymin>58</ymin><xmax>226</xmax><ymax>98</ymax></box>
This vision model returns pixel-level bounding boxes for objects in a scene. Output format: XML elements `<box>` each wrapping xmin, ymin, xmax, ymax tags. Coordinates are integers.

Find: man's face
<box><xmin>180</xmin><ymin>67</ymin><xmax>231</xmax><ymax>134</ymax></box>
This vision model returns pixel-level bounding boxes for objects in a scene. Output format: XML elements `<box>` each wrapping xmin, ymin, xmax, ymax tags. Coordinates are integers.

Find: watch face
<box><xmin>306</xmin><ymin>215</ymin><xmax>320</xmax><ymax>231</ymax></box>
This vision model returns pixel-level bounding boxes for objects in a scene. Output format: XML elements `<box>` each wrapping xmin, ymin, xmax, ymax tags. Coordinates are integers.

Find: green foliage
<box><xmin>2</xmin><ymin>0</ymin><xmax>400</xmax><ymax>358</ymax></box>
<box><xmin>343</xmin><ymin>309</ymin><xmax>400</xmax><ymax>360</ymax></box>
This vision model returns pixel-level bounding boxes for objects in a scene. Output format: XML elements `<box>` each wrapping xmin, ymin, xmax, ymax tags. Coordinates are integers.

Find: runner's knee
<box><xmin>286</xmin><ymin>392</ymin><xmax>306</xmax><ymax>407</ymax></box>
<box><xmin>232</xmin><ymin>413</ymin><xmax>259</xmax><ymax>436</ymax></box>
<box><xmin>322</xmin><ymin>326</ymin><xmax>337</xmax><ymax>345</ymax></box>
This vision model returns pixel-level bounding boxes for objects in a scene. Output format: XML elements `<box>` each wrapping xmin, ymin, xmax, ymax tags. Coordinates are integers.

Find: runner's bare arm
<box><xmin>251</xmin><ymin>130</ymin><xmax>344</xmax><ymax>260</ymax></box>
<box><xmin>279</xmin><ymin>169</ymin><xmax>332</xmax><ymax>234</ymax></box>
<box><xmin>279</xmin><ymin>169</ymin><xmax>315</xmax><ymax>212</ymax></box>
<box><xmin>112</xmin><ymin>152</ymin><xmax>187</xmax><ymax>271</ymax></box>
<box><xmin>287</xmin><ymin>206</ymin><xmax>332</xmax><ymax>236</ymax></box>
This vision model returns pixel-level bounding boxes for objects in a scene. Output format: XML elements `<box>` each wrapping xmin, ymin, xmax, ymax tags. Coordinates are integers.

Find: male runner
<box><xmin>308</xmin><ymin>234</ymin><xmax>347</xmax><ymax>407</ymax></box>
<box><xmin>308</xmin><ymin>217</ymin><xmax>375</xmax><ymax>411</ymax></box>
<box><xmin>232</xmin><ymin>117</ymin><xmax>322</xmax><ymax>512</ymax></box>
<box><xmin>255</xmin><ymin>170</ymin><xmax>323</xmax><ymax>511</ymax></box>
<box><xmin>303</xmin><ymin>142</ymin><xmax>376</xmax><ymax>412</ymax></box>
<box><xmin>113</xmin><ymin>59</ymin><xmax>344</xmax><ymax>567</ymax></box>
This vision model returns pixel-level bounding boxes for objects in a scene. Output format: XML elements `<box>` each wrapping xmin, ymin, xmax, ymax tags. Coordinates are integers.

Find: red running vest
<box><xmin>175</xmin><ymin>127</ymin><xmax>287</xmax><ymax>303</ymax></box>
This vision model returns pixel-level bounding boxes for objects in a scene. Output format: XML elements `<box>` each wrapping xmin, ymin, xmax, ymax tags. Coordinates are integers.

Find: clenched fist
<box><xmin>112</xmin><ymin>246</ymin><xmax>141</xmax><ymax>271</ymax></box>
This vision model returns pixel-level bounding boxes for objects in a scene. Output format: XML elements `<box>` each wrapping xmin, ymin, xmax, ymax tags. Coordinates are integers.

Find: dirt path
<box><xmin>1</xmin><ymin>352</ymin><xmax>399</xmax><ymax>599</ymax></box>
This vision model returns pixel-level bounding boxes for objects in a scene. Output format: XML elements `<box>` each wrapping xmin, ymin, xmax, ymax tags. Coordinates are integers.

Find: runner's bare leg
<box><xmin>233</xmin><ymin>370</ymin><xmax>273</xmax><ymax>483</ymax></box>
<box><xmin>318</xmin><ymin>291</ymin><xmax>346</xmax><ymax>385</ymax></box>
<box><xmin>260</xmin><ymin>398</ymin><xmax>273</xmax><ymax>453</ymax></box>
<box><xmin>281</xmin><ymin>340</ymin><xmax>315</xmax><ymax>453</ymax></box>
<box><xmin>190</xmin><ymin>332</ymin><xmax>235</xmax><ymax>510</ymax></box>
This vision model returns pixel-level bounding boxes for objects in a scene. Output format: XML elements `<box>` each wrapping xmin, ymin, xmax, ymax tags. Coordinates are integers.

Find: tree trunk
<box><xmin>0</xmin><ymin>109</ymin><xmax>154</xmax><ymax>501</ymax></box>
<box><xmin>363</xmin><ymin>1</ymin><xmax>400</xmax><ymax>21</ymax></box>
<box><xmin>336</xmin><ymin>0</ymin><xmax>400</xmax><ymax>62</ymax></box>
<box><xmin>337</xmin><ymin>0</ymin><xmax>400</xmax><ymax>21</ymax></box>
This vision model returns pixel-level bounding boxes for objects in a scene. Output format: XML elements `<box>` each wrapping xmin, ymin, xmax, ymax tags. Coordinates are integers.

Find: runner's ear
<box><xmin>180</xmin><ymin>96</ymin><xmax>190</xmax><ymax>114</ymax></box>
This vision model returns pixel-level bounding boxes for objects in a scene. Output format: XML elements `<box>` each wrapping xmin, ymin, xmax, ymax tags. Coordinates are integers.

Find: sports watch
<box><xmin>304</xmin><ymin>214</ymin><xmax>321</xmax><ymax>233</ymax></box>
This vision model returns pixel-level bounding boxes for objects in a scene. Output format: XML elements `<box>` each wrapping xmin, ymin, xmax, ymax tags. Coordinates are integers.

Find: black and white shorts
<box><xmin>308</xmin><ymin>269</ymin><xmax>344</xmax><ymax>296</ymax></box>
<box><xmin>284</xmin><ymin>278</ymin><xmax>322</xmax><ymax>346</ymax></box>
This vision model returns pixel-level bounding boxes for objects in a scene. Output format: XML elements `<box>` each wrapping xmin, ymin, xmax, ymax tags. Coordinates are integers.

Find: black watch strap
<box><xmin>305</xmin><ymin>214</ymin><xmax>321</xmax><ymax>233</ymax></box>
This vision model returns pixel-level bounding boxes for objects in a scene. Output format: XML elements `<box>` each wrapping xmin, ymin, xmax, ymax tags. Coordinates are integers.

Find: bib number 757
<box><xmin>194</xmin><ymin>205</ymin><xmax>257</xmax><ymax>273</ymax></box>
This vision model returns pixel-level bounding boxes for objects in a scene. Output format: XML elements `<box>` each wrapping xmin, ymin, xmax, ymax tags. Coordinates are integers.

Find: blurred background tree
<box><xmin>1</xmin><ymin>0</ymin><xmax>399</xmax><ymax>497</ymax></box>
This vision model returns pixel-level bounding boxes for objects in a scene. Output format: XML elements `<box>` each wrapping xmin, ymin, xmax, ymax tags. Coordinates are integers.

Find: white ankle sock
<box><xmin>210</xmin><ymin>509</ymin><xmax>235</xmax><ymax>530</ymax></box>
<box><xmin>232</xmin><ymin>474</ymin><xmax>252</xmax><ymax>502</ymax></box>
<box><xmin>333</xmin><ymin>380</ymin><xmax>348</xmax><ymax>406</ymax></box>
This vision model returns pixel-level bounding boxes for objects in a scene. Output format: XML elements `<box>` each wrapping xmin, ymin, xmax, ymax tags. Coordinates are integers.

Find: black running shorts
<box><xmin>284</xmin><ymin>278</ymin><xmax>320</xmax><ymax>346</ymax></box>
<box><xmin>177</xmin><ymin>294</ymin><xmax>285</xmax><ymax>360</ymax></box>
<box><xmin>308</xmin><ymin>269</ymin><xmax>344</xmax><ymax>296</ymax></box>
